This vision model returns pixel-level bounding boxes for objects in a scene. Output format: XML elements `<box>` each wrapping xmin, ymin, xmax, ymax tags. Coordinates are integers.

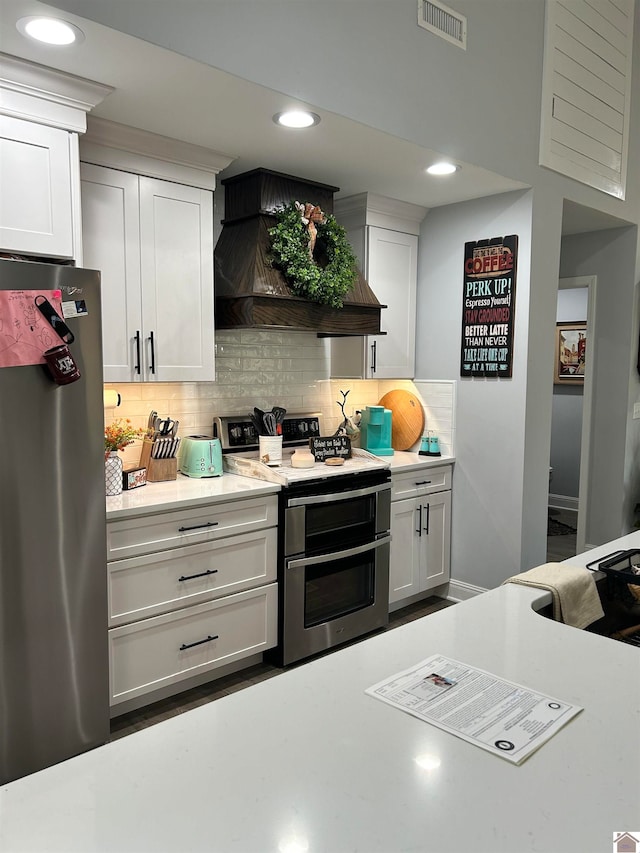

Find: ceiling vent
<box><xmin>418</xmin><ymin>0</ymin><xmax>467</xmax><ymax>49</ymax></box>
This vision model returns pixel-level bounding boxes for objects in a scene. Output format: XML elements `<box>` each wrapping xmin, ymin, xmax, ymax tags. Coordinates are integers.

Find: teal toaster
<box><xmin>177</xmin><ymin>436</ymin><xmax>223</xmax><ymax>477</ymax></box>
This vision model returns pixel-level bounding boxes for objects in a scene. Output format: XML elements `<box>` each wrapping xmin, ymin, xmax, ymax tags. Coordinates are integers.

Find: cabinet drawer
<box><xmin>391</xmin><ymin>466</ymin><xmax>452</xmax><ymax>500</ymax></box>
<box><xmin>106</xmin><ymin>496</ymin><xmax>278</xmax><ymax>560</ymax></box>
<box><xmin>109</xmin><ymin>527</ymin><xmax>277</xmax><ymax>627</ymax></box>
<box><xmin>109</xmin><ymin>583</ymin><xmax>277</xmax><ymax>706</ymax></box>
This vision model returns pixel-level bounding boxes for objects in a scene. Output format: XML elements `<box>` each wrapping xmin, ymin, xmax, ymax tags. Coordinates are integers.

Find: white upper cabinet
<box><xmin>0</xmin><ymin>116</ymin><xmax>74</xmax><ymax>257</ymax></box>
<box><xmin>330</xmin><ymin>193</ymin><xmax>427</xmax><ymax>379</ymax></box>
<box><xmin>0</xmin><ymin>55</ymin><xmax>111</xmax><ymax>259</ymax></box>
<box><xmin>81</xmin><ymin>163</ymin><xmax>215</xmax><ymax>382</ymax></box>
<box><xmin>79</xmin><ymin>117</ymin><xmax>233</xmax><ymax>382</ymax></box>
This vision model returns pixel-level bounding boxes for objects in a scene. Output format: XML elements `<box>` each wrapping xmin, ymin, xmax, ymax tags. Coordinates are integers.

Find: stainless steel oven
<box><xmin>278</xmin><ymin>470</ymin><xmax>391</xmax><ymax>666</ymax></box>
<box><xmin>214</xmin><ymin>411</ymin><xmax>392</xmax><ymax>667</ymax></box>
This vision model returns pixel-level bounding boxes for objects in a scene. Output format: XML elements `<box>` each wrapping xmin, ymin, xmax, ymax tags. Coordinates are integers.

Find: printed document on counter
<box><xmin>366</xmin><ymin>654</ymin><xmax>582</xmax><ymax>764</ymax></box>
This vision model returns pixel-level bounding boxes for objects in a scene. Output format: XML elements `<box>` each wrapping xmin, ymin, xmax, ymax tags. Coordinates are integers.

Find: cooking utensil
<box><xmin>248</xmin><ymin>412</ymin><xmax>262</xmax><ymax>435</ymax></box>
<box><xmin>272</xmin><ymin>406</ymin><xmax>286</xmax><ymax>436</ymax></box>
<box><xmin>262</xmin><ymin>412</ymin><xmax>276</xmax><ymax>436</ymax></box>
<box><xmin>158</xmin><ymin>418</ymin><xmax>176</xmax><ymax>436</ymax></box>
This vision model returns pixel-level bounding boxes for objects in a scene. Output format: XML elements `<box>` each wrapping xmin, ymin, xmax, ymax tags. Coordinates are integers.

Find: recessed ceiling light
<box><xmin>16</xmin><ymin>16</ymin><xmax>85</xmax><ymax>46</ymax></box>
<box><xmin>273</xmin><ymin>110</ymin><xmax>321</xmax><ymax>129</ymax></box>
<box><xmin>426</xmin><ymin>161</ymin><xmax>459</xmax><ymax>176</ymax></box>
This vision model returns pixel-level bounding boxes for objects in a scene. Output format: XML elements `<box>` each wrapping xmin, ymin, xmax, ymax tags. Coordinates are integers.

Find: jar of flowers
<box><xmin>104</xmin><ymin>419</ymin><xmax>143</xmax><ymax>496</ymax></box>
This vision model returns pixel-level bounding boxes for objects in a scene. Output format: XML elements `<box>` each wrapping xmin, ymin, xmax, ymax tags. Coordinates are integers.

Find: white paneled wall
<box><xmin>104</xmin><ymin>330</ymin><xmax>456</xmax><ymax>466</ymax></box>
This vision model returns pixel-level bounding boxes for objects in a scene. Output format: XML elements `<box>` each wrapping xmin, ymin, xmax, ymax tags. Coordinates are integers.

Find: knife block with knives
<box><xmin>139</xmin><ymin>439</ymin><xmax>178</xmax><ymax>481</ymax></box>
<box><xmin>140</xmin><ymin>411</ymin><xmax>180</xmax><ymax>481</ymax></box>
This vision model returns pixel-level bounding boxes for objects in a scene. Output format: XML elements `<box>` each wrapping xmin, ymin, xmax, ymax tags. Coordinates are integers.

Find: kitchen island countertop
<box><xmin>1</xmin><ymin>533</ymin><xmax>638</xmax><ymax>852</ymax></box>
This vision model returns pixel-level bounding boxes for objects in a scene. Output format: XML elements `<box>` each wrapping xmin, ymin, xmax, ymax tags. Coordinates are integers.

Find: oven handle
<box><xmin>286</xmin><ymin>534</ymin><xmax>392</xmax><ymax>570</ymax></box>
<box><xmin>287</xmin><ymin>482</ymin><xmax>390</xmax><ymax>508</ymax></box>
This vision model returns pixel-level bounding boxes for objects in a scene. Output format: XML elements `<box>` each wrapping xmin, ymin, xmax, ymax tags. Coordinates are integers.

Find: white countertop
<box><xmin>106</xmin><ymin>454</ymin><xmax>454</xmax><ymax>520</ymax></box>
<box><xmin>2</xmin><ymin>533</ymin><xmax>637</xmax><ymax>852</ymax></box>
<box><xmin>385</xmin><ymin>450</ymin><xmax>455</xmax><ymax>472</ymax></box>
<box><xmin>105</xmin><ymin>472</ymin><xmax>280</xmax><ymax>520</ymax></box>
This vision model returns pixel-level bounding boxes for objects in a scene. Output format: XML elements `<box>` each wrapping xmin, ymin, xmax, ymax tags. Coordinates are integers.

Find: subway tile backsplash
<box><xmin>105</xmin><ymin>330</ymin><xmax>456</xmax><ymax>466</ymax></box>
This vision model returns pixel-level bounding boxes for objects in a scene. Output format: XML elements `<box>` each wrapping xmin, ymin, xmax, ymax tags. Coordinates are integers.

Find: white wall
<box><xmin>415</xmin><ymin>189</ymin><xmax>538</xmax><ymax>589</ymax></box>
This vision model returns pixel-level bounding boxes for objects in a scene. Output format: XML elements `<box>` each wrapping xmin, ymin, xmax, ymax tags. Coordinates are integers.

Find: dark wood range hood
<box><xmin>214</xmin><ymin>168</ymin><xmax>385</xmax><ymax>336</ymax></box>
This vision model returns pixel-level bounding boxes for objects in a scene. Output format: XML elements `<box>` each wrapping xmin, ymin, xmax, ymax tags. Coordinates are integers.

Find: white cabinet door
<box><xmin>366</xmin><ymin>227</ymin><xmax>417</xmax><ymax>379</ymax></box>
<box><xmin>0</xmin><ymin>116</ymin><xmax>74</xmax><ymax>258</ymax></box>
<box><xmin>421</xmin><ymin>490</ymin><xmax>451</xmax><ymax>590</ymax></box>
<box><xmin>80</xmin><ymin>164</ymin><xmax>215</xmax><ymax>382</ymax></box>
<box><xmin>389</xmin><ymin>497</ymin><xmax>421</xmax><ymax>603</ymax></box>
<box><xmin>139</xmin><ymin>177</ymin><xmax>214</xmax><ymax>381</ymax></box>
<box><xmin>80</xmin><ymin>164</ymin><xmax>142</xmax><ymax>382</ymax></box>
<box><xmin>330</xmin><ymin>226</ymin><xmax>418</xmax><ymax>379</ymax></box>
<box><xmin>390</xmin><ymin>490</ymin><xmax>451</xmax><ymax>604</ymax></box>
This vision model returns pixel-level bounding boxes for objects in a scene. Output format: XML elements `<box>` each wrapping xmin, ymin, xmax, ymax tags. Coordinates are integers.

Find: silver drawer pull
<box><xmin>178</xmin><ymin>569</ymin><xmax>219</xmax><ymax>582</ymax></box>
<box><xmin>178</xmin><ymin>521</ymin><xmax>219</xmax><ymax>532</ymax></box>
<box><xmin>179</xmin><ymin>634</ymin><xmax>219</xmax><ymax>651</ymax></box>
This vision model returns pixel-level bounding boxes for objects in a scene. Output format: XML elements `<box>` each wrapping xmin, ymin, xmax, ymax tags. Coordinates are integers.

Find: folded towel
<box><xmin>503</xmin><ymin>562</ymin><xmax>604</xmax><ymax>629</ymax></box>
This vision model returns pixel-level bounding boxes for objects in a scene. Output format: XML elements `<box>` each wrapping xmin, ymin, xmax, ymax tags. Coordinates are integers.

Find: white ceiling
<box><xmin>0</xmin><ymin>0</ymin><xmax>633</xmax><ymax>235</ymax></box>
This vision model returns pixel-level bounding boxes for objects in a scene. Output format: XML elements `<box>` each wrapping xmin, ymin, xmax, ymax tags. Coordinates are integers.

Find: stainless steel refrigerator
<box><xmin>0</xmin><ymin>258</ymin><xmax>109</xmax><ymax>785</ymax></box>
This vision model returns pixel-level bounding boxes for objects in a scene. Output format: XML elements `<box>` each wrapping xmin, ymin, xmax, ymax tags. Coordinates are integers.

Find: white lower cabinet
<box><xmin>107</xmin><ymin>495</ymin><xmax>278</xmax><ymax>711</ymax></box>
<box><xmin>109</xmin><ymin>584</ymin><xmax>277</xmax><ymax>707</ymax></box>
<box><xmin>389</xmin><ymin>467</ymin><xmax>452</xmax><ymax>605</ymax></box>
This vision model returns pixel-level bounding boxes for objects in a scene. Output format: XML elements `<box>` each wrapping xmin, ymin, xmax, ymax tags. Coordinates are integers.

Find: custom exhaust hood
<box><xmin>214</xmin><ymin>168</ymin><xmax>385</xmax><ymax>336</ymax></box>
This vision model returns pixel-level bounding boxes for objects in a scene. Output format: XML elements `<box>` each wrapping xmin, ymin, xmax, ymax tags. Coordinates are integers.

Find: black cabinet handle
<box><xmin>415</xmin><ymin>480</ymin><xmax>432</xmax><ymax>486</ymax></box>
<box><xmin>149</xmin><ymin>330</ymin><xmax>156</xmax><ymax>374</ymax></box>
<box><xmin>371</xmin><ymin>340</ymin><xmax>377</xmax><ymax>373</ymax></box>
<box><xmin>416</xmin><ymin>505</ymin><xmax>422</xmax><ymax>536</ymax></box>
<box><xmin>134</xmin><ymin>330</ymin><xmax>141</xmax><ymax>374</ymax></box>
<box><xmin>178</xmin><ymin>569</ymin><xmax>219</xmax><ymax>582</ymax></box>
<box><xmin>179</xmin><ymin>634</ymin><xmax>219</xmax><ymax>651</ymax></box>
<box><xmin>178</xmin><ymin>521</ymin><xmax>219</xmax><ymax>532</ymax></box>
<box><xmin>423</xmin><ymin>503</ymin><xmax>430</xmax><ymax>535</ymax></box>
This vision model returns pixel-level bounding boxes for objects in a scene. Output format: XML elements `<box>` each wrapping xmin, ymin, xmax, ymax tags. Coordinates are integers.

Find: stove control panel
<box><xmin>213</xmin><ymin>413</ymin><xmax>322</xmax><ymax>451</ymax></box>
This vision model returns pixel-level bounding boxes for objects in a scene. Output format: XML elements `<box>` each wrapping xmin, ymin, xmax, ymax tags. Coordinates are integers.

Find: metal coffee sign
<box><xmin>460</xmin><ymin>234</ymin><xmax>518</xmax><ymax>378</ymax></box>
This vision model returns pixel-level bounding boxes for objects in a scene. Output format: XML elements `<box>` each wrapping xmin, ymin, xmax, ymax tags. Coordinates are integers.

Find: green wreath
<box><xmin>268</xmin><ymin>201</ymin><xmax>357</xmax><ymax>308</ymax></box>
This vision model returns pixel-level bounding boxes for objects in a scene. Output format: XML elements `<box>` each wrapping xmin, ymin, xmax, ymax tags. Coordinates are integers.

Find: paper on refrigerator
<box><xmin>366</xmin><ymin>654</ymin><xmax>582</xmax><ymax>764</ymax></box>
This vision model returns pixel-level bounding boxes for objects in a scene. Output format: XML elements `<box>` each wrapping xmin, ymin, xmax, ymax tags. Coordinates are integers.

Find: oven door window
<box><xmin>305</xmin><ymin>494</ymin><xmax>376</xmax><ymax>554</ymax></box>
<box><xmin>304</xmin><ymin>550</ymin><xmax>375</xmax><ymax>628</ymax></box>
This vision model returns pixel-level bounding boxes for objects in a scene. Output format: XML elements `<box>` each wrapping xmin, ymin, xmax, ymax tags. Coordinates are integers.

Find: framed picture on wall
<box><xmin>554</xmin><ymin>322</ymin><xmax>586</xmax><ymax>385</ymax></box>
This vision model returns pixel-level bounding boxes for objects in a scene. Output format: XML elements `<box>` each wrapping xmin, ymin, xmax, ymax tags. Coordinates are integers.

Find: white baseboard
<box><xmin>446</xmin><ymin>579</ymin><xmax>487</xmax><ymax>602</ymax></box>
<box><xmin>548</xmin><ymin>494</ymin><xmax>579</xmax><ymax>512</ymax></box>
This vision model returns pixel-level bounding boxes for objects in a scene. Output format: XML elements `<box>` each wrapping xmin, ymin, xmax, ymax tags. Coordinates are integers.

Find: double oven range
<box><xmin>215</xmin><ymin>413</ymin><xmax>391</xmax><ymax>666</ymax></box>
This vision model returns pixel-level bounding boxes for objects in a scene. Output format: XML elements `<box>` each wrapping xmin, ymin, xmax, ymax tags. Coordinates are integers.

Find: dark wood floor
<box><xmin>546</xmin><ymin>508</ymin><xmax>577</xmax><ymax>562</ymax></box>
<box><xmin>110</xmin><ymin>595</ymin><xmax>456</xmax><ymax>741</ymax></box>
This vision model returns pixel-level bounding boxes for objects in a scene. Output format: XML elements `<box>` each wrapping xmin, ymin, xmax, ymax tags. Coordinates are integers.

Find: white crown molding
<box><xmin>80</xmin><ymin>116</ymin><xmax>235</xmax><ymax>190</ymax></box>
<box><xmin>334</xmin><ymin>192</ymin><xmax>429</xmax><ymax>235</ymax></box>
<box><xmin>0</xmin><ymin>52</ymin><xmax>113</xmax><ymax>132</ymax></box>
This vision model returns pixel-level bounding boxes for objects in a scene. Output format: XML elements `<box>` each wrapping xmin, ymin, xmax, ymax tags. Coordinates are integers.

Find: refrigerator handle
<box><xmin>149</xmin><ymin>331</ymin><xmax>156</xmax><ymax>374</ymax></box>
<box><xmin>134</xmin><ymin>331</ymin><xmax>141</xmax><ymax>375</ymax></box>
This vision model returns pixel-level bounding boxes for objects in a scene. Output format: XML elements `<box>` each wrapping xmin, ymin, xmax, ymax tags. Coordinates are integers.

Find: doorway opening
<box><xmin>547</xmin><ymin>275</ymin><xmax>596</xmax><ymax>561</ymax></box>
